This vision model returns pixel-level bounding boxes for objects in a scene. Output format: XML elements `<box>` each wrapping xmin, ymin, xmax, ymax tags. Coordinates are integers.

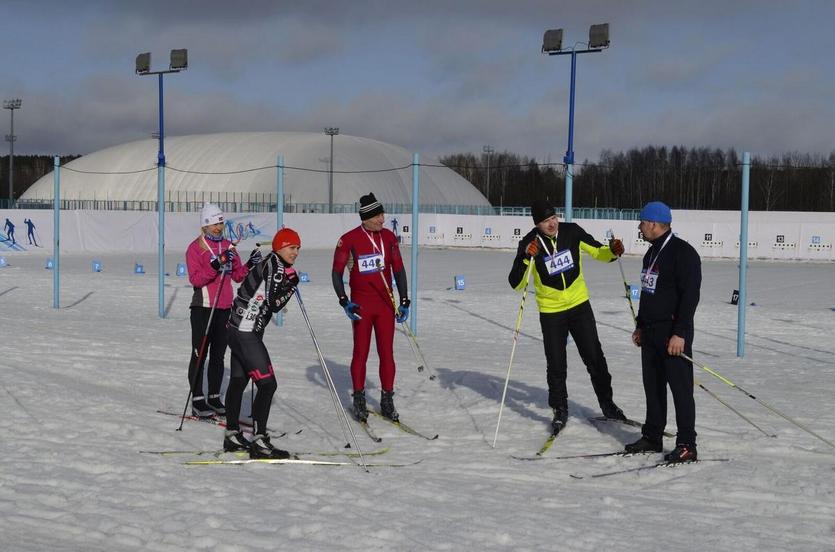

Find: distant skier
<box><xmin>391</xmin><ymin>217</ymin><xmax>398</xmax><ymax>236</ymax></box>
<box><xmin>222</xmin><ymin>228</ymin><xmax>301</xmax><ymax>459</ymax></box>
<box><xmin>4</xmin><ymin>218</ymin><xmax>15</xmax><ymax>245</ymax></box>
<box><xmin>24</xmin><ymin>218</ymin><xmax>38</xmax><ymax>246</ymax></box>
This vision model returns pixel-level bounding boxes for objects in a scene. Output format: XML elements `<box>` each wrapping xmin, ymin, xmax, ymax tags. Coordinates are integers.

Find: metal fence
<box><xmin>1</xmin><ymin>198</ymin><xmax>641</xmax><ymax>220</ymax></box>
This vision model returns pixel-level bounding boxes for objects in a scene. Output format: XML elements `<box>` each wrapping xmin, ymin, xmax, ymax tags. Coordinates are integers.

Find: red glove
<box><xmin>525</xmin><ymin>240</ymin><xmax>539</xmax><ymax>257</ymax></box>
<box><xmin>609</xmin><ymin>238</ymin><xmax>624</xmax><ymax>257</ymax></box>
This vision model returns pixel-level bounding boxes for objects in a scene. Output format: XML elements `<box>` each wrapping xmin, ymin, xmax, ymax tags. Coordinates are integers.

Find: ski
<box><xmin>184</xmin><ymin>457</ymin><xmax>423</xmax><ymax>467</ymax></box>
<box><xmin>156</xmin><ymin>409</ymin><xmax>295</xmax><ymax>437</ymax></box>
<box><xmin>588</xmin><ymin>416</ymin><xmax>675</xmax><ymax>438</ymax></box>
<box><xmin>512</xmin><ymin>450</ymin><xmax>655</xmax><ymax>462</ymax></box>
<box><xmin>570</xmin><ymin>458</ymin><xmax>730</xmax><ymax>479</ymax></box>
<box><xmin>358</xmin><ymin>420</ymin><xmax>383</xmax><ymax>443</ymax></box>
<box><xmin>369</xmin><ymin>410</ymin><xmax>439</xmax><ymax>440</ymax></box>
<box><xmin>533</xmin><ymin>431</ymin><xmax>561</xmax><ymax>457</ymax></box>
<box><xmin>140</xmin><ymin>446</ymin><xmax>390</xmax><ymax>459</ymax></box>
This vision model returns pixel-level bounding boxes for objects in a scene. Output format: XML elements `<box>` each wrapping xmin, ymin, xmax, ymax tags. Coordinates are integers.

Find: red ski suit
<box><xmin>333</xmin><ymin>225</ymin><xmax>405</xmax><ymax>392</ymax></box>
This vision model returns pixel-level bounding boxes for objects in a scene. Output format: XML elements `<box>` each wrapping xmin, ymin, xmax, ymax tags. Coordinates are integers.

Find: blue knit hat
<box><xmin>639</xmin><ymin>201</ymin><xmax>672</xmax><ymax>223</ymax></box>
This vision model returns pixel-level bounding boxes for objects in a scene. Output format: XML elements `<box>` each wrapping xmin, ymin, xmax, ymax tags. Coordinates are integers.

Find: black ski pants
<box><xmin>539</xmin><ymin>300</ymin><xmax>614</xmax><ymax>413</ymax></box>
<box><xmin>188</xmin><ymin>306</ymin><xmax>230</xmax><ymax>397</ymax></box>
<box><xmin>225</xmin><ymin>327</ymin><xmax>277</xmax><ymax>435</ymax></box>
<box><xmin>640</xmin><ymin>321</ymin><xmax>696</xmax><ymax>446</ymax></box>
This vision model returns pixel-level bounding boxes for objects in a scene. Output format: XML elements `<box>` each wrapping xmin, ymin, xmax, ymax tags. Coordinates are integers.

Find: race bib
<box><xmin>544</xmin><ymin>249</ymin><xmax>574</xmax><ymax>276</ymax></box>
<box><xmin>358</xmin><ymin>253</ymin><xmax>384</xmax><ymax>273</ymax></box>
<box><xmin>640</xmin><ymin>269</ymin><xmax>659</xmax><ymax>294</ymax></box>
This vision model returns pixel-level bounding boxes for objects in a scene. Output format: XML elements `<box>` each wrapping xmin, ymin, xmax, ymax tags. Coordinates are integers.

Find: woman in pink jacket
<box><xmin>185</xmin><ymin>204</ymin><xmax>257</xmax><ymax>417</ymax></box>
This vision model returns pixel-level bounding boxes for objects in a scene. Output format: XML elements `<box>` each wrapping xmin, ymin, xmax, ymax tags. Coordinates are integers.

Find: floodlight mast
<box><xmin>542</xmin><ymin>24</ymin><xmax>609</xmax><ymax>222</ymax></box>
<box><xmin>135</xmin><ymin>49</ymin><xmax>188</xmax><ymax>318</ymax></box>
<box><xmin>3</xmin><ymin>98</ymin><xmax>22</xmax><ymax>204</ymax></box>
<box><xmin>324</xmin><ymin>127</ymin><xmax>339</xmax><ymax>213</ymax></box>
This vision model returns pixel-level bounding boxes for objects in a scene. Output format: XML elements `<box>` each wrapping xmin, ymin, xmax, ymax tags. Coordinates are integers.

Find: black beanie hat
<box><xmin>359</xmin><ymin>193</ymin><xmax>384</xmax><ymax>220</ymax></box>
<box><xmin>531</xmin><ymin>199</ymin><xmax>556</xmax><ymax>225</ymax></box>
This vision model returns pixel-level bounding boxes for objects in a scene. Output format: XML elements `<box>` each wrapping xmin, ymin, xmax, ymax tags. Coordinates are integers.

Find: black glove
<box><xmin>284</xmin><ymin>267</ymin><xmax>300</xmax><ymax>287</ymax></box>
<box><xmin>246</xmin><ymin>248</ymin><xmax>263</xmax><ymax>269</ymax></box>
<box><xmin>396</xmin><ymin>297</ymin><xmax>410</xmax><ymax>324</ymax></box>
<box><xmin>211</xmin><ymin>248</ymin><xmax>236</xmax><ymax>271</ymax></box>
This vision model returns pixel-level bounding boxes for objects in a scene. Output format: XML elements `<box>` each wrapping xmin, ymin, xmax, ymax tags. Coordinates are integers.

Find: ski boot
<box><xmin>249</xmin><ymin>434</ymin><xmax>290</xmax><ymax>459</ymax></box>
<box><xmin>207</xmin><ymin>394</ymin><xmax>226</xmax><ymax>416</ymax></box>
<box><xmin>551</xmin><ymin>408</ymin><xmax>567</xmax><ymax>435</ymax></box>
<box><xmin>223</xmin><ymin>430</ymin><xmax>251</xmax><ymax>452</ymax></box>
<box><xmin>191</xmin><ymin>396</ymin><xmax>214</xmax><ymax>418</ymax></box>
<box><xmin>624</xmin><ymin>435</ymin><xmax>663</xmax><ymax>454</ymax></box>
<box><xmin>380</xmin><ymin>390</ymin><xmax>399</xmax><ymax>422</ymax></box>
<box><xmin>599</xmin><ymin>399</ymin><xmax>627</xmax><ymax>421</ymax></box>
<box><xmin>664</xmin><ymin>443</ymin><xmax>697</xmax><ymax>463</ymax></box>
<box><xmin>352</xmin><ymin>390</ymin><xmax>368</xmax><ymax>422</ymax></box>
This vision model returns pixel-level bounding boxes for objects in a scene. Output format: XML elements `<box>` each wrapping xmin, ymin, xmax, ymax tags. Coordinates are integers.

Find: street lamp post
<box><xmin>483</xmin><ymin>145</ymin><xmax>494</xmax><ymax>210</ymax></box>
<box><xmin>135</xmin><ymin>49</ymin><xmax>188</xmax><ymax>318</ymax></box>
<box><xmin>542</xmin><ymin>24</ymin><xmax>610</xmax><ymax>222</ymax></box>
<box><xmin>3</xmin><ymin>98</ymin><xmax>22</xmax><ymax>204</ymax></box>
<box><xmin>324</xmin><ymin>127</ymin><xmax>339</xmax><ymax>213</ymax></box>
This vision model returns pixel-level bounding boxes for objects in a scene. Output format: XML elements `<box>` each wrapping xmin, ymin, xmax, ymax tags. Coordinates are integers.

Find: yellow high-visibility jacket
<box><xmin>508</xmin><ymin>223</ymin><xmax>616</xmax><ymax>313</ymax></box>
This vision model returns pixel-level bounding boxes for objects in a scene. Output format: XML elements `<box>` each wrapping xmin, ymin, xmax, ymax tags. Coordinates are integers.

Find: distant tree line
<box><xmin>1</xmin><ymin>155</ymin><xmax>80</xmax><ymax>200</ymax></box>
<box><xmin>440</xmin><ymin>146</ymin><xmax>835</xmax><ymax>212</ymax></box>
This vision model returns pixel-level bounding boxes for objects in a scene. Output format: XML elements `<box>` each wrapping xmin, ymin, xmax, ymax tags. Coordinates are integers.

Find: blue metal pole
<box><xmin>737</xmin><ymin>151</ymin><xmax>751</xmax><ymax>357</ymax></box>
<box><xmin>275</xmin><ymin>155</ymin><xmax>285</xmax><ymax>327</ymax></box>
<box><xmin>53</xmin><ymin>156</ymin><xmax>60</xmax><ymax>309</ymax></box>
<box><xmin>277</xmin><ymin>155</ymin><xmax>284</xmax><ymax>230</ymax></box>
<box><xmin>157</xmin><ymin>73</ymin><xmax>166</xmax><ymax>318</ymax></box>
<box><xmin>563</xmin><ymin>50</ymin><xmax>577</xmax><ymax>222</ymax></box>
<box><xmin>411</xmin><ymin>153</ymin><xmax>419</xmax><ymax>336</ymax></box>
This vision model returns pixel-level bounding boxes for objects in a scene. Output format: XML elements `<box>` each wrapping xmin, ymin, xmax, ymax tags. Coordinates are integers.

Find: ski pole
<box><xmin>683</xmin><ymin>353</ymin><xmax>835</xmax><ymax>449</ymax></box>
<box><xmin>178</xmin><ymin>268</ymin><xmax>229</xmax><ymax>431</ymax></box>
<box><xmin>294</xmin><ymin>287</ymin><xmax>368</xmax><ymax>471</ymax></box>
<box><xmin>492</xmin><ymin>256</ymin><xmax>535</xmax><ymax>448</ymax></box>
<box><xmin>608</xmin><ymin>229</ymin><xmax>637</xmax><ymax>323</ymax></box>
<box><xmin>694</xmin><ymin>377</ymin><xmax>776</xmax><ymax>438</ymax></box>
<box><xmin>377</xmin><ymin>270</ymin><xmax>434</xmax><ymax>380</ymax></box>
<box><xmin>609</xmin><ymin>235</ymin><xmax>766</xmax><ymax>435</ymax></box>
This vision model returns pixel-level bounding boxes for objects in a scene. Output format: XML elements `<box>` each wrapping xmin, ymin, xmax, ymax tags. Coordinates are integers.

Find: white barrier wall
<box><xmin>1</xmin><ymin>208</ymin><xmax>834</xmax><ymax>261</ymax></box>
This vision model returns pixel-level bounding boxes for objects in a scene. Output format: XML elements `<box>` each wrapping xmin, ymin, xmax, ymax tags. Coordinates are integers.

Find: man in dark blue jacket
<box><xmin>625</xmin><ymin>201</ymin><xmax>701</xmax><ymax>463</ymax></box>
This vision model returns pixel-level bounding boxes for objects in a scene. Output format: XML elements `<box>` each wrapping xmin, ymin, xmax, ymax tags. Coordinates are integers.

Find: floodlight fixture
<box><xmin>588</xmin><ymin>23</ymin><xmax>610</xmax><ymax>49</ymax></box>
<box><xmin>3</xmin><ymin>98</ymin><xmax>22</xmax><ymax>110</ymax></box>
<box><xmin>135</xmin><ymin>52</ymin><xmax>151</xmax><ymax>74</ymax></box>
<box><xmin>542</xmin><ymin>29</ymin><xmax>563</xmax><ymax>53</ymax></box>
<box><xmin>170</xmin><ymin>49</ymin><xmax>188</xmax><ymax>71</ymax></box>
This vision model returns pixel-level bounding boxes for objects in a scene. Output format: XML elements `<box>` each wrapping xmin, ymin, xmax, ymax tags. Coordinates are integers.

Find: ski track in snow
<box><xmin>1</xmin><ymin>249</ymin><xmax>834</xmax><ymax>551</ymax></box>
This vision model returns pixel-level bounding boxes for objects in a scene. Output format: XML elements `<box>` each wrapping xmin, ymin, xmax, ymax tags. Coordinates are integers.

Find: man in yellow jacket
<box><xmin>508</xmin><ymin>199</ymin><xmax>627</xmax><ymax>435</ymax></box>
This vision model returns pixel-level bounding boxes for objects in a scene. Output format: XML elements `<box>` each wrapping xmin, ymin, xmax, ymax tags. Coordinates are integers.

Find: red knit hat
<box><xmin>272</xmin><ymin>228</ymin><xmax>301</xmax><ymax>252</ymax></box>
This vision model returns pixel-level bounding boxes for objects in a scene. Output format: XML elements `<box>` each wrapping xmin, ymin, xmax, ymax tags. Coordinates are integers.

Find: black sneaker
<box><xmin>551</xmin><ymin>408</ymin><xmax>567</xmax><ymax>434</ymax></box>
<box><xmin>191</xmin><ymin>396</ymin><xmax>214</xmax><ymax>418</ymax></box>
<box><xmin>380</xmin><ymin>390</ymin><xmax>399</xmax><ymax>422</ymax></box>
<box><xmin>664</xmin><ymin>443</ymin><xmax>698</xmax><ymax>463</ymax></box>
<box><xmin>223</xmin><ymin>430</ymin><xmax>250</xmax><ymax>452</ymax></box>
<box><xmin>624</xmin><ymin>436</ymin><xmax>663</xmax><ymax>454</ymax></box>
<box><xmin>352</xmin><ymin>390</ymin><xmax>368</xmax><ymax>422</ymax></box>
<box><xmin>207</xmin><ymin>394</ymin><xmax>226</xmax><ymax>416</ymax></box>
<box><xmin>600</xmin><ymin>400</ymin><xmax>627</xmax><ymax>421</ymax></box>
<box><xmin>249</xmin><ymin>434</ymin><xmax>291</xmax><ymax>459</ymax></box>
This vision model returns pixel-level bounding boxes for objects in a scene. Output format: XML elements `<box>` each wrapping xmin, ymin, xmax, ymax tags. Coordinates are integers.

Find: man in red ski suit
<box><xmin>332</xmin><ymin>193</ymin><xmax>410</xmax><ymax>423</ymax></box>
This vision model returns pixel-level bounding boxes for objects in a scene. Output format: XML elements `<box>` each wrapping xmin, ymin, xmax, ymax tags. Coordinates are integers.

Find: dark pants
<box><xmin>188</xmin><ymin>307</ymin><xmax>230</xmax><ymax>396</ymax></box>
<box><xmin>640</xmin><ymin>321</ymin><xmax>696</xmax><ymax>445</ymax></box>
<box><xmin>225</xmin><ymin>327</ymin><xmax>277</xmax><ymax>435</ymax></box>
<box><xmin>540</xmin><ymin>300</ymin><xmax>614</xmax><ymax>412</ymax></box>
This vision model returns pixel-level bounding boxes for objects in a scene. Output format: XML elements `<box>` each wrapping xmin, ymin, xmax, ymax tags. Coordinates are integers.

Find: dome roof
<box><xmin>22</xmin><ymin>132</ymin><xmax>489</xmax><ymax>208</ymax></box>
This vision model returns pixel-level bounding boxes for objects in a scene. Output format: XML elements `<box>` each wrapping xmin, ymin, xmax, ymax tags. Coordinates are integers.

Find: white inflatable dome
<box><xmin>22</xmin><ymin>132</ymin><xmax>489</xmax><ymax>208</ymax></box>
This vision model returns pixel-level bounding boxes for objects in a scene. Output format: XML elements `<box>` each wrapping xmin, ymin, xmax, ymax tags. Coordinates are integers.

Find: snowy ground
<box><xmin>1</xmin><ymin>247</ymin><xmax>834</xmax><ymax>551</ymax></box>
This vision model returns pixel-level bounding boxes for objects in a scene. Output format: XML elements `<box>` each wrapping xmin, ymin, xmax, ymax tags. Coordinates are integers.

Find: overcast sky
<box><xmin>1</xmin><ymin>0</ymin><xmax>834</xmax><ymax>161</ymax></box>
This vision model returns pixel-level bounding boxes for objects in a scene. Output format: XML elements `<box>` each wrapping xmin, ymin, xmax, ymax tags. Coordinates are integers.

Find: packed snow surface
<box><xmin>1</xmin><ymin>248</ymin><xmax>834</xmax><ymax>551</ymax></box>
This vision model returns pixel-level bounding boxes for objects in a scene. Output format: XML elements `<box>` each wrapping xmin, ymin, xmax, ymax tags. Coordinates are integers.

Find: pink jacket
<box><xmin>186</xmin><ymin>235</ymin><xmax>248</xmax><ymax>309</ymax></box>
